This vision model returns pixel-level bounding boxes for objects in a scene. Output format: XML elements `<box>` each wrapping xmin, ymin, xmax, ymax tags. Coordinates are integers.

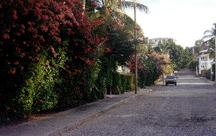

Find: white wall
<box><xmin>198</xmin><ymin>53</ymin><xmax>214</xmax><ymax>74</ymax></box>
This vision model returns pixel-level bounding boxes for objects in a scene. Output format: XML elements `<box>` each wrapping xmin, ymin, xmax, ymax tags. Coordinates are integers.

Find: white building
<box><xmin>117</xmin><ymin>66</ymin><xmax>130</xmax><ymax>74</ymax></box>
<box><xmin>197</xmin><ymin>49</ymin><xmax>214</xmax><ymax>75</ymax></box>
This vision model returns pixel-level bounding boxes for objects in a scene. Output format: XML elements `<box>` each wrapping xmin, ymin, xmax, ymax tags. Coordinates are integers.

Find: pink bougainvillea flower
<box><xmin>55</xmin><ymin>36</ymin><xmax>61</xmax><ymax>43</ymax></box>
<box><xmin>19</xmin><ymin>28</ymin><xmax>25</xmax><ymax>34</ymax></box>
<box><xmin>11</xmin><ymin>10</ymin><xmax>18</xmax><ymax>20</ymax></box>
<box><xmin>58</xmin><ymin>13</ymin><xmax>65</xmax><ymax>20</ymax></box>
<box><xmin>41</xmin><ymin>15</ymin><xmax>49</xmax><ymax>21</ymax></box>
<box><xmin>91</xmin><ymin>2</ymin><xmax>98</xmax><ymax>8</ymax></box>
<box><xmin>8</xmin><ymin>68</ymin><xmax>16</xmax><ymax>75</ymax></box>
<box><xmin>84</xmin><ymin>48</ymin><xmax>93</xmax><ymax>53</ymax></box>
<box><xmin>14</xmin><ymin>61</ymin><xmax>19</xmax><ymax>65</ymax></box>
<box><xmin>104</xmin><ymin>48</ymin><xmax>112</xmax><ymax>53</ymax></box>
<box><xmin>85</xmin><ymin>59</ymin><xmax>95</xmax><ymax>66</ymax></box>
<box><xmin>2</xmin><ymin>33</ymin><xmax>10</xmax><ymax>40</ymax></box>
<box><xmin>16</xmin><ymin>32</ymin><xmax>21</xmax><ymax>36</ymax></box>
<box><xmin>40</xmin><ymin>24</ymin><xmax>49</xmax><ymax>32</ymax></box>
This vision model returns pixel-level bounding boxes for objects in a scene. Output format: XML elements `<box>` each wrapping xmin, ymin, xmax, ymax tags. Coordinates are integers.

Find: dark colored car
<box><xmin>165</xmin><ymin>75</ymin><xmax>177</xmax><ymax>86</ymax></box>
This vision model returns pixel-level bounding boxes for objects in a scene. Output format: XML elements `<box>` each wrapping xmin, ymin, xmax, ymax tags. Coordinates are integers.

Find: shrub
<box><xmin>0</xmin><ymin>0</ymin><xmax>105</xmax><ymax>121</ymax></box>
<box><xmin>18</xmin><ymin>50</ymin><xmax>67</xmax><ymax>116</ymax></box>
<box><xmin>119</xmin><ymin>74</ymin><xmax>133</xmax><ymax>93</ymax></box>
<box><xmin>128</xmin><ymin>52</ymin><xmax>169</xmax><ymax>88</ymax></box>
<box><xmin>84</xmin><ymin>59</ymin><xmax>104</xmax><ymax>101</ymax></box>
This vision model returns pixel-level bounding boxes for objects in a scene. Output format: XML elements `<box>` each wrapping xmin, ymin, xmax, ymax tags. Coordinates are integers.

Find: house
<box><xmin>197</xmin><ymin>49</ymin><xmax>214</xmax><ymax>76</ymax></box>
<box><xmin>117</xmin><ymin>66</ymin><xmax>130</xmax><ymax>74</ymax></box>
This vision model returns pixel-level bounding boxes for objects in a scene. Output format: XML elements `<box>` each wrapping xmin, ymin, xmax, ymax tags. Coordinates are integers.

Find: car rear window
<box><xmin>166</xmin><ymin>76</ymin><xmax>175</xmax><ymax>79</ymax></box>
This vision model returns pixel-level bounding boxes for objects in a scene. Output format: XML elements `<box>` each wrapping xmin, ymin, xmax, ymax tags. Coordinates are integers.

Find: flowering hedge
<box><xmin>128</xmin><ymin>52</ymin><xmax>170</xmax><ymax>87</ymax></box>
<box><xmin>0</xmin><ymin>0</ymin><xmax>106</xmax><ymax>121</ymax></box>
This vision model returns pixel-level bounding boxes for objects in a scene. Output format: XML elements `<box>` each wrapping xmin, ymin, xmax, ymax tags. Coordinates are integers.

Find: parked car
<box><xmin>165</xmin><ymin>75</ymin><xmax>177</xmax><ymax>86</ymax></box>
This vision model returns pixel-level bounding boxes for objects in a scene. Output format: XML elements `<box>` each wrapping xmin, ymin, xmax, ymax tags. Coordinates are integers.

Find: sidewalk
<box><xmin>0</xmin><ymin>90</ymin><xmax>149</xmax><ymax>136</ymax></box>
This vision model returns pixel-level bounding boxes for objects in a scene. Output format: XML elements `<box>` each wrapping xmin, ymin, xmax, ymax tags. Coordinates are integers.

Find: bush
<box><xmin>119</xmin><ymin>74</ymin><xmax>133</xmax><ymax>93</ymax></box>
<box><xmin>128</xmin><ymin>52</ymin><xmax>167</xmax><ymax>88</ymax></box>
<box><xmin>0</xmin><ymin>0</ymin><xmax>105</xmax><ymax>122</ymax></box>
<box><xmin>18</xmin><ymin>50</ymin><xmax>67</xmax><ymax>116</ymax></box>
<box><xmin>84</xmin><ymin>60</ymin><xmax>104</xmax><ymax>101</ymax></box>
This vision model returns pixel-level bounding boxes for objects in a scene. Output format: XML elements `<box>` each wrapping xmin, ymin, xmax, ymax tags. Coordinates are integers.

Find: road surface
<box><xmin>60</xmin><ymin>70</ymin><xmax>216</xmax><ymax>136</ymax></box>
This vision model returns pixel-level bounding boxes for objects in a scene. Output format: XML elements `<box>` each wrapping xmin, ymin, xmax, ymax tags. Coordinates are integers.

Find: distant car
<box><xmin>165</xmin><ymin>75</ymin><xmax>177</xmax><ymax>86</ymax></box>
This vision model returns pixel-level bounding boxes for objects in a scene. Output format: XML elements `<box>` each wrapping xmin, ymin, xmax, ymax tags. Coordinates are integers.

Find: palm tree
<box><xmin>121</xmin><ymin>0</ymin><xmax>148</xmax><ymax>94</ymax></box>
<box><xmin>91</xmin><ymin>0</ymin><xmax>148</xmax><ymax>93</ymax></box>
<box><xmin>203</xmin><ymin>23</ymin><xmax>216</xmax><ymax>82</ymax></box>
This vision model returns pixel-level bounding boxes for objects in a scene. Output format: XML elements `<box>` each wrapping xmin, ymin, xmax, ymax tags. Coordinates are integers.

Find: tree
<box><xmin>204</xmin><ymin>23</ymin><xmax>216</xmax><ymax>39</ymax></box>
<box><xmin>203</xmin><ymin>24</ymin><xmax>216</xmax><ymax>57</ymax></box>
<box><xmin>152</xmin><ymin>39</ymin><xmax>194</xmax><ymax>70</ymax></box>
<box><xmin>203</xmin><ymin>23</ymin><xmax>216</xmax><ymax>82</ymax></box>
<box><xmin>121</xmin><ymin>0</ymin><xmax>148</xmax><ymax>93</ymax></box>
<box><xmin>128</xmin><ymin>52</ymin><xmax>171</xmax><ymax>88</ymax></box>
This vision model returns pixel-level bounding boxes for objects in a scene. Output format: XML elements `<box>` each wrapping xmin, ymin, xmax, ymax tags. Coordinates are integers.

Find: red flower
<box><xmin>11</xmin><ymin>10</ymin><xmax>18</xmax><ymax>20</ymax></box>
<box><xmin>55</xmin><ymin>36</ymin><xmax>61</xmax><ymax>43</ymax></box>
<box><xmin>91</xmin><ymin>2</ymin><xmax>98</xmax><ymax>8</ymax></box>
<box><xmin>42</xmin><ymin>15</ymin><xmax>49</xmax><ymax>21</ymax></box>
<box><xmin>40</xmin><ymin>24</ymin><xmax>49</xmax><ymax>32</ymax></box>
<box><xmin>8</xmin><ymin>68</ymin><xmax>16</xmax><ymax>75</ymax></box>
<box><xmin>2</xmin><ymin>33</ymin><xmax>10</xmax><ymax>40</ymax></box>
<box><xmin>14</xmin><ymin>61</ymin><xmax>19</xmax><ymax>65</ymax></box>
<box><xmin>20</xmin><ymin>24</ymin><xmax>25</xmax><ymax>29</ymax></box>
<box><xmin>16</xmin><ymin>32</ymin><xmax>21</xmax><ymax>36</ymax></box>
<box><xmin>85</xmin><ymin>59</ymin><xmax>95</xmax><ymax>66</ymax></box>
<box><xmin>84</xmin><ymin>48</ymin><xmax>93</xmax><ymax>53</ymax></box>
<box><xmin>19</xmin><ymin>28</ymin><xmax>25</xmax><ymax>34</ymax></box>
<box><xmin>58</xmin><ymin>13</ymin><xmax>65</xmax><ymax>20</ymax></box>
<box><xmin>20</xmin><ymin>53</ymin><xmax>26</xmax><ymax>58</ymax></box>
<box><xmin>67</xmin><ymin>28</ymin><xmax>75</xmax><ymax>35</ymax></box>
<box><xmin>104</xmin><ymin>48</ymin><xmax>112</xmax><ymax>53</ymax></box>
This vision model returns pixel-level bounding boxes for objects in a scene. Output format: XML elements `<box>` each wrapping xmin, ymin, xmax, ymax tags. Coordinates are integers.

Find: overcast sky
<box><xmin>125</xmin><ymin>0</ymin><xmax>216</xmax><ymax>48</ymax></box>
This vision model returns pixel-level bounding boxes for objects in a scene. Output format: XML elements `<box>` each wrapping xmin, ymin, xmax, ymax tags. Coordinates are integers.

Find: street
<box><xmin>62</xmin><ymin>70</ymin><xmax>216</xmax><ymax>136</ymax></box>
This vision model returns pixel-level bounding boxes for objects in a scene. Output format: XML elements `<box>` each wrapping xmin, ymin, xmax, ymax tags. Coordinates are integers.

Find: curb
<box><xmin>199</xmin><ymin>77</ymin><xmax>215</xmax><ymax>84</ymax></box>
<box><xmin>48</xmin><ymin>92</ymin><xmax>141</xmax><ymax>136</ymax></box>
<box><xmin>0</xmin><ymin>91</ymin><xmax>145</xmax><ymax>136</ymax></box>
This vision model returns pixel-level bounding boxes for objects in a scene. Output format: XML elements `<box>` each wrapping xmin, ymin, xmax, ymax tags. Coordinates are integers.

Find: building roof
<box><xmin>211</xmin><ymin>61</ymin><xmax>216</xmax><ymax>64</ymax></box>
<box><xmin>199</xmin><ymin>49</ymin><xmax>208</xmax><ymax>54</ymax></box>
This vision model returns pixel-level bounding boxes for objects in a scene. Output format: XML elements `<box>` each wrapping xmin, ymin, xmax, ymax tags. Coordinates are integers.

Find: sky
<box><xmin>125</xmin><ymin>0</ymin><xmax>216</xmax><ymax>48</ymax></box>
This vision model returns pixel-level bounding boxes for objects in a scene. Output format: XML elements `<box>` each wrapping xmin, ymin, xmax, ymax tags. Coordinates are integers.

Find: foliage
<box><xmin>128</xmin><ymin>52</ymin><xmax>170</xmax><ymax>88</ymax></box>
<box><xmin>0</xmin><ymin>0</ymin><xmax>144</xmax><ymax>123</ymax></box>
<box><xmin>84</xmin><ymin>59</ymin><xmax>105</xmax><ymax>101</ymax></box>
<box><xmin>153</xmin><ymin>40</ymin><xmax>193</xmax><ymax>70</ymax></box>
<box><xmin>0</xmin><ymin>0</ymin><xmax>105</xmax><ymax>121</ymax></box>
<box><xmin>105</xmin><ymin>27</ymin><xmax>134</xmax><ymax>65</ymax></box>
<box><xmin>92</xmin><ymin>4</ymin><xmax>137</xmax><ymax>94</ymax></box>
<box><xmin>97</xmin><ymin>57</ymin><xmax>133</xmax><ymax>94</ymax></box>
<box><xmin>18</xmin><ymin>51</ymin><xmax>66</xmax><ymax>116</ymax></box>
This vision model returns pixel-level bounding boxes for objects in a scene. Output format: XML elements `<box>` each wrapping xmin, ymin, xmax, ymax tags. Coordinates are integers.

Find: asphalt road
<box><xmin>63</xmin><ymin>70</ymin><xmax>216</xmax><ymax>136</ymax></box>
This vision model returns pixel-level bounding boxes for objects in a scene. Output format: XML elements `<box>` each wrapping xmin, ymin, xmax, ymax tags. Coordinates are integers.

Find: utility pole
<box><xmin>213</xmin><ymin>23</ymin><xmax>216</xmax><ymax>83</ymax></box>
<box><xmin>134</xmin><ymin>3</ymin><xmax>138</xmax><ymax>94</ymax></box>
<box><xmin>214</xmin><ymin>35</ymin><xmax>216</xmax><ymax>83</ymax></box>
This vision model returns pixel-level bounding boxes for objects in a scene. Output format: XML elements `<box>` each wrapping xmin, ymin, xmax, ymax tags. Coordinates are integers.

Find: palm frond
<box><xmin>204</xmin><ymin>30</ymin><xmax>212</xmax><ymax>35</ymax></box>
<box><xmin>121</xmin><ymin>1</ymin><xmax>148</xmax><ymax>12</ymax></box>
<box><xmin>202</xmin><ymin>35</ymin><xmax>214</xmax><ymax>42</ymax></box>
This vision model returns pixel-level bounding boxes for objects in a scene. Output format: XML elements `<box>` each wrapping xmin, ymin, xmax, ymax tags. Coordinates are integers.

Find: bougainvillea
<box><xmin>128</xmin><ymin>52</ymin><xmax>171</xmax><ymax>87</ymax></box>
<box><xmin>0</xmin><ymin>0</ymin><xmax>106</xmax><ymax>120</ymax></box>
<box><xmin>127</xmin><ymin>55</ymin><xmax>145</xmax><ymax>73</ymax></box>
